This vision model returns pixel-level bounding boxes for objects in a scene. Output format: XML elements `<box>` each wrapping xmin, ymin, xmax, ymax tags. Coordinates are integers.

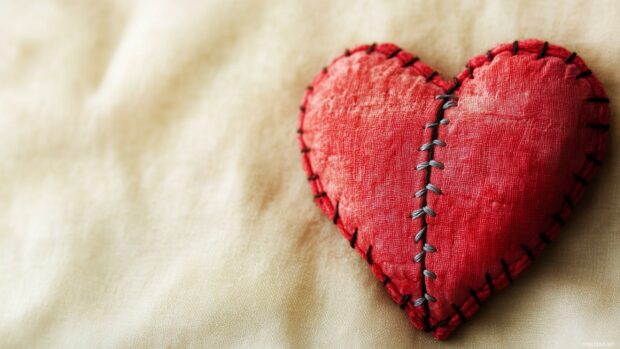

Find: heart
<box><xmin>297</xmin><ymin>39</ymin><xmax>609</xmax><ymax>340</ymax></box>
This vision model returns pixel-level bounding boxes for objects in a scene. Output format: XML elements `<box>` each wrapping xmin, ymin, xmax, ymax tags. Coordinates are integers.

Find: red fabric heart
<box><xmin>297</xmin><ymin>39</ymin><xmax>609</xmax><ymax>340</ymax></box>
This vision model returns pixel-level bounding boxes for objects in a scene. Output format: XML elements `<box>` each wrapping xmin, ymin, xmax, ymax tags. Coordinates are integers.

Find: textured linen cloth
<box><xmin>0</xmin><ymin>1</ymin><xmax>619</xmax><ymax>348</ymax></box>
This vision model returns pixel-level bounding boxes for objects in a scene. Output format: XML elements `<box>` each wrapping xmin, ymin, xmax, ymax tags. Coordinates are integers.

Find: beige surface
<box><xmin>0</xmin><ymin>0</ymin><xmax>619</xmax><ymax>348</ymax></box>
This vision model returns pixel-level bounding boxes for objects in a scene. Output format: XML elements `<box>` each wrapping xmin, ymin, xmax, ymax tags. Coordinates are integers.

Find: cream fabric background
<box><xmin>0</xmin><ymin>1</ymin><xmax>618</xmax><ymax>348</ymax></box>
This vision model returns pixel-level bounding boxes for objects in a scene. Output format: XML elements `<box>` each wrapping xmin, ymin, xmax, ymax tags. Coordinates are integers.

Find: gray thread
<box><xmin>423</xmin><ymin>270</ymin><xmax>437</xmax><ymax>279</ymax></box>
<box><xmin>410</xmin><ymin>206</ymin><xmax>436</xmax><ymax>219</ymax></box>
<box><xmin>415</xmin><ymin>183</ymin><xmax>443</xmax><ymax>198</ymax></box>
<box><xmin>416</xmin><ymin>160</ymin><xmax>444</xmax><ymax>171</ymax></box>
<box><xmin>435</xmin><ymin>94</ymin><xmax>458</xmax><ymax>100</ymax></box>
<box><xmin>412</xmin><ymin>94</ymin><xmax>458</xmax><ymax>308</ymax></box>
<box><xmin>425</xmin><ymin>293</ymin><xmax>437</xmax><ymax>302</ymax></box>
<box><xmin>414</xmin><ymin>226</ymin><xmax>427</xmax><ymax>242</ymax></box>
<box><xmin>419</xmin><ymin>139</ymin><xmax>447</xmax><ymax>151</ymax></box>
<box><xmin>426</xmin><ymin>183</ymin><xmax>442</xmax><ymax>194</ymax></box>
<box><xmin>442</xmin><ymin>100</ymin><xmax>458</xmax><ymax>109</ymax></box>
<box><xmin>423</xmin><ymin>243</ymin><xmax>437</xmax><ymax>252</ymax></box>
<box><xmin>414</xmin><ymin>293</ymin><xmax>438</xmax><ymax>306</ymax></box>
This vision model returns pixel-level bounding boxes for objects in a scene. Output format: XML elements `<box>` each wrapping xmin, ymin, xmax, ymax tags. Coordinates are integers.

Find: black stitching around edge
<box><xmin>332</xmin><ymin>202</ymin><xmax>340</xmax><ymax>224</ymax></box>
<box><xmin>426</xmin><ymin>71</ymin><xmax>438</xmax><ymax>82</ymax></box>
<box><xmin>400</xmin><ymin>294</ymin><xmax>412</xmax><ymax>309</ymax></box>
<box><xmin>586</xmin><ymin>122</ymin><xmax>610</xmax><ymax>130</ymax></box>
<box><xmin>552</xmin><ymin>213</ymin><xmax>565</xmax><ymax>226</ymax></box>
<box><xmin>349</xmin><ymin>228</ymin><xmax>358</xmax><ymax>248</ymax></box>
<box><xmin>365</xmin><ymin>245</ymin><xmax>373</xmax><ymax>264</ymax></box>
<box><xmin>485</xmin><ymin>273</ymin><xmax>495</xmax><ymax>293</ymax></box>
<box><xmin>586</xmin><ymin>97</ymin><xmax>610</xmax><ymax>103</ymax></box>
<box><xmin>470</xmin><ymin>289</ymin><xmax>482</xmax><ymax>306</ymax></box>
<box><xmin>574</xmin><ymin>174</ymin><xmax>589</xmax><ymax>186</ymax></box>
<box><xmin>586</xmin><ymin>153</ymin><xmax>602</xmax><ymax>166</ymax></box>
<box><xmin>366</xmin><ymin>43</ymin><xmax>376</xmax><ymax>54</ymax></box>
<box><xmin>402</xmin><ymin>56</ymin><xmax>419</xmax><ymax>67</ymax></box>
<box><xmin>313</xmin><ymin>192</ymin><xmax>327</xmax><ymax>199</ymax></box>
<box><xmin>512</xmin><ymin>41</ymin><xmax>519</xmax><ymax>55</ymax></box>
<box><xmin>387</xmin><ymin>48</ymin><xmax>402</xmax><ymax>59</ymax></box>
<box><xmin>521</xmin><ymin>244</ymin><xmax>536</xmax><ymax>261</ymax></box>
<box><xmin>451</xmin><ymin>303</ymin><xmax>468</xmax><ymax>323</ymax></box>
<box><xmin>539</xmin><ymin>233</ymin><xmax>552</xmax><ymax>245</ymax></box>
<box><xmin>500</xmin><ymin>259</ymin><xmax>513</xmax><ymax>284</ymax></box>
<box><xmin>576</xmin><ymin>70</ymin><xmax>592</xmax><ymax>79</ymax></box>
<box><xmin>537</xmin><ymin>41</ymin><xmax>549</xmax><ymax>59</ymax></box>
<box><xmin>299</xmin><ymin>43</ymin><xmax>609</xmax><ymax>335</ymax></box>
<box><xmin>486</xmin><ymin>50</ymin><xmax>494</xmax><ymax>62</ymax></box>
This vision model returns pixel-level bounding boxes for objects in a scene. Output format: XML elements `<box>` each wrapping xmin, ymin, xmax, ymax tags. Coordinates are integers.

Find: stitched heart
<box><xmin>297</xmin><ymin>39</ymin><xmax>609</xmax><ymax>340</ymax></box>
